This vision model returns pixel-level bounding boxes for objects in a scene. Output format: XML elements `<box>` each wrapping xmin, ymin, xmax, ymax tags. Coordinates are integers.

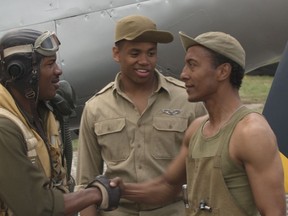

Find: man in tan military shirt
<box><xmin>110</xmin><ymin>31</ymin><xmax>286</xmax><ymax>216</ymax></box>
<box><xmin>76</xmin><ymin>15</ymin><xmax>206</xmax><ymax>216</ymax></box>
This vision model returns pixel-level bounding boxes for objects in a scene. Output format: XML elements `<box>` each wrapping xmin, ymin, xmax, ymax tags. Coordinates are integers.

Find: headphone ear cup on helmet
<box><xmin>7</xmin><ymin>61</ymin><xmax>25</xmax><ymax>80</ymax></box>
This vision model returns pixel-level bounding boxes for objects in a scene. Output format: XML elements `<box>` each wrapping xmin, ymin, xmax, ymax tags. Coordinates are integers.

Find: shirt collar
<box><xmin>113</xmin><ymin>69</ymin><xmax>172</xmax><ymax>97</ymax></box>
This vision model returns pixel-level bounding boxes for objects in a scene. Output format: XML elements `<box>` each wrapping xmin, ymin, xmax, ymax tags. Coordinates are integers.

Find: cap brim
<box><xmin>132</xmin><ymin>30</ymin><xmax>174</xmax><ymax>43</ymax></box>
<box><xmin>179</xmin><ymin>31</ymin><xmax>199</xmax><ymax>51</ymax></box>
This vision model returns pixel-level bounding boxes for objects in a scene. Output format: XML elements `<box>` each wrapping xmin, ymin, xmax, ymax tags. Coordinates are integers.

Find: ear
<box><xmin>216</xmin><ymin>63</ymin><xmax>231</xmax><ymax>81</ymax></box>
<box><xmin>112</xmin><ymin>46</ymin><xmax>120</xmax><ymax>62</ymax></box>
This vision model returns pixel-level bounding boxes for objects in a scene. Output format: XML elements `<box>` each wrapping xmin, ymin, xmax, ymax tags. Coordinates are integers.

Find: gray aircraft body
<box><xmin>1</xmin><ymin>0</ymin><xmax>288</xmax><ymax>131</ymax></box>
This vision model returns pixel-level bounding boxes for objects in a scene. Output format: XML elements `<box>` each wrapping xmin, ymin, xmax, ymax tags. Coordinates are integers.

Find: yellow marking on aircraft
<box><xmin>280</xmin><ymin>152</ymin><xmax>288</xmax><ymax>192</ymax></box>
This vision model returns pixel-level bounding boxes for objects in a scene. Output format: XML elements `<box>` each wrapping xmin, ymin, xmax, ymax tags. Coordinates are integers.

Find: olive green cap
<box><xmin>115</xmin><ymin>15</ymin><xmax>173</xmax><ymax>43</ymax></box>
<box><xmin>179</xmin><ymin>31</ymin><xmax>245</xmax><ymax>69</ymax></box>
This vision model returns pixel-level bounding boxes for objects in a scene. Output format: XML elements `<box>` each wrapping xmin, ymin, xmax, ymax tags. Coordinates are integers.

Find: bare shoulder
<box><xmin>230</xmin><ymin>112</ymin><xmax>278</xmax><ymax>165</ymax></box>
<box><xmin>237</xmin><ymin>111</ymin><xmax>270</xmax><ymax>128</ymax></box>
<box><xmin>236</xmin><ymin>112</ymin><xmax>276</xmax><ymax>141</ymax></box>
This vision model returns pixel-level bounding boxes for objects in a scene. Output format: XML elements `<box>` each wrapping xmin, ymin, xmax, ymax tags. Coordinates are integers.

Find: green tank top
<box><xmin>186</xmin><ymin>106</ymin><xmax>259</xmax><ymax>215</ymax></box>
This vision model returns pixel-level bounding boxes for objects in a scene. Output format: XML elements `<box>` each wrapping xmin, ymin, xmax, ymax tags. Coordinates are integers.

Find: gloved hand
<box><xmin>86</xmin><ymin>175</ymin><xmax>121</xmax><ymax>211</ymax></box>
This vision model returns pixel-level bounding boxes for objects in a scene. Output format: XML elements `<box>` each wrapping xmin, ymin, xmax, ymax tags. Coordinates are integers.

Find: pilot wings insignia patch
<box><xmin>162</xmin><ymin>109</ymin><xmax>181</xmax><ymax>115</ymax></box>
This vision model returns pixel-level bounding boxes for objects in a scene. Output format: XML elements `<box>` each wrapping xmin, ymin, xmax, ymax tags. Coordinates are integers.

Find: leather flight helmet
<box><xmin>0</xmin><ymin>28</ymin><xmax>60</xmax><ymax>101</ymax></box>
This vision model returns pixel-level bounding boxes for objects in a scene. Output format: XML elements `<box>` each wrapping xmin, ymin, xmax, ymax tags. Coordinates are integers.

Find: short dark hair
<box><xmin>209</xmin><ymin>48</ymin><xmax>244</xmax><ymax>89</ymax></box>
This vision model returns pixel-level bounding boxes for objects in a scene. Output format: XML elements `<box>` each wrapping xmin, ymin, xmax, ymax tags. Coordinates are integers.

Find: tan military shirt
<box><xmin>76</xmin><ymin>70</ymin><xmax>206</xmax><ymax>214</ymax></box>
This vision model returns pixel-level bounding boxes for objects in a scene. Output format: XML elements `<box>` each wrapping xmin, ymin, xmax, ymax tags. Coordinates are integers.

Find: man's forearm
<box><xmin>79</xmin><ymin>204</ymin><xmax>98</xmax><ymax>216</ymax></box>
<box><xmin>122</xmin><ymin>177</ymin><xmax>182</xmax><ymax>205</ymax></box>
<box><xmin>64</xmin><ymin>188</ymin><xmax>101</xmax><ymax>216</ymax></box>
<box><xmin>64</xmin><ymin>175</ymin><xmax>121</xmax><ymax>215</ymax></box>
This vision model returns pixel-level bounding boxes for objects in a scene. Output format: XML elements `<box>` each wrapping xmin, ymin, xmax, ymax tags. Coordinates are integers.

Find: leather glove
<box><xmin>86</xmin><ymin>175</ymin><xmax>121</xmax><ymax>211</ymax></box>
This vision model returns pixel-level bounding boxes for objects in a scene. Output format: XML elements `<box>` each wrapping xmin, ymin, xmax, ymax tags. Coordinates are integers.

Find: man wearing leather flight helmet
<box><xmin>0</xmin><ymin>28</ymin><xmax>120</xmax><ymax>215</ymax></box>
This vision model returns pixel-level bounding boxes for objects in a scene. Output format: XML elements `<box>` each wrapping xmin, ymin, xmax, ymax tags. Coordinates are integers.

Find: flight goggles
<box><xmin>1</xmin><ymin>31</ymin><xmax>60</xmax><ymax>59</ymax></box>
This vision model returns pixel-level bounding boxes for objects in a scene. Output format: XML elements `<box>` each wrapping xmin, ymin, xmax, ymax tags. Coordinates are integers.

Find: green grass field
<box><xmin>240</xmin><ymin>75</ymin><xmax>274</xmax><ymax>112</ymax></box>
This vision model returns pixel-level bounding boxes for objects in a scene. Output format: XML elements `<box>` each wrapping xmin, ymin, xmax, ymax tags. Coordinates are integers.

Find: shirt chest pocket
<box><xmin>94</xmin><ymin>118</ymin><xmax>130</xmax><ymax>162</ymax></box>
<box><xmin>150</xmin><ymin>117</ymin><xmax>188</xmax><ymax>159</ymax></box>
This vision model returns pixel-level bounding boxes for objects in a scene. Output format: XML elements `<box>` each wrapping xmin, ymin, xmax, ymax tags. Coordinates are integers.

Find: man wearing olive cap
<box><xmin>113</xmin><ymin>31</ymin><xmax>286</xmax><ymax>216</ymax></box>
<box><xmin>76</xmin><ymin>15</ymin><xmax>206</xmax><ymax>216</ymax></box>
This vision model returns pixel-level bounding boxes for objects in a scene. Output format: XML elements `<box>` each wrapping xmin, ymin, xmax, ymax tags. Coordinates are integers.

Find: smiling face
<box><xmin>113</xmin><ymin>40</ymin><xmax>158</xmax><ymax>88</ymax></box>
<box><xmin>38</xmin><ymin>54</ymin><xmax>62</xmax><ymax>100</ymax></box>
<box><xmin>180</xmin><ymin>45</ymin><xmax>220</xmax><ymax>103</ymax></box>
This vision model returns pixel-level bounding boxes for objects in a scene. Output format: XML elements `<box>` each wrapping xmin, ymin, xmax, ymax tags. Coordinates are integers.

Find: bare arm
<box><xmin>110</xmin><ymin>137</ymin><xmax>188</xmax><ymax>205</ymax></box>
<box><xmin>69</xmin><ymin>175</ymin><xmax>120</xmax><ymax>216</ymax></box>
<box><xmin>64</xmin><ymin>188</ymin><xmax>101</xmax><ymax>216</ymax></box>
<box><xmin>110</xmin><ymin>145</ymin><xmax>189</xmax><ymax>205</ymax></box>
<box><xmin>231</xmin><ymin>113</ymin><xmax>286</xmax><ymax>216</ymax></box>
<box><xmin>111</xmin><ymin>117</ymin><xmax>205</xmax><ymax>205</ymax></box>
<box><xmin>79</xmin><ymin>205</ymin><xmax>97</xmax><ymax>216</ymax></box>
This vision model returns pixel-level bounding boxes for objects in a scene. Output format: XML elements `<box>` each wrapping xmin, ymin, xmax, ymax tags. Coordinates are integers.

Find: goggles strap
<box><xmin>3</xmin><ymin>45</ymin><xmax>33</xmax><ymax>58</ymax></box>
<box><xmin>24</xmin><ymin>51</ymin><xmax>39</xmax><ymax>102</ymax></box>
